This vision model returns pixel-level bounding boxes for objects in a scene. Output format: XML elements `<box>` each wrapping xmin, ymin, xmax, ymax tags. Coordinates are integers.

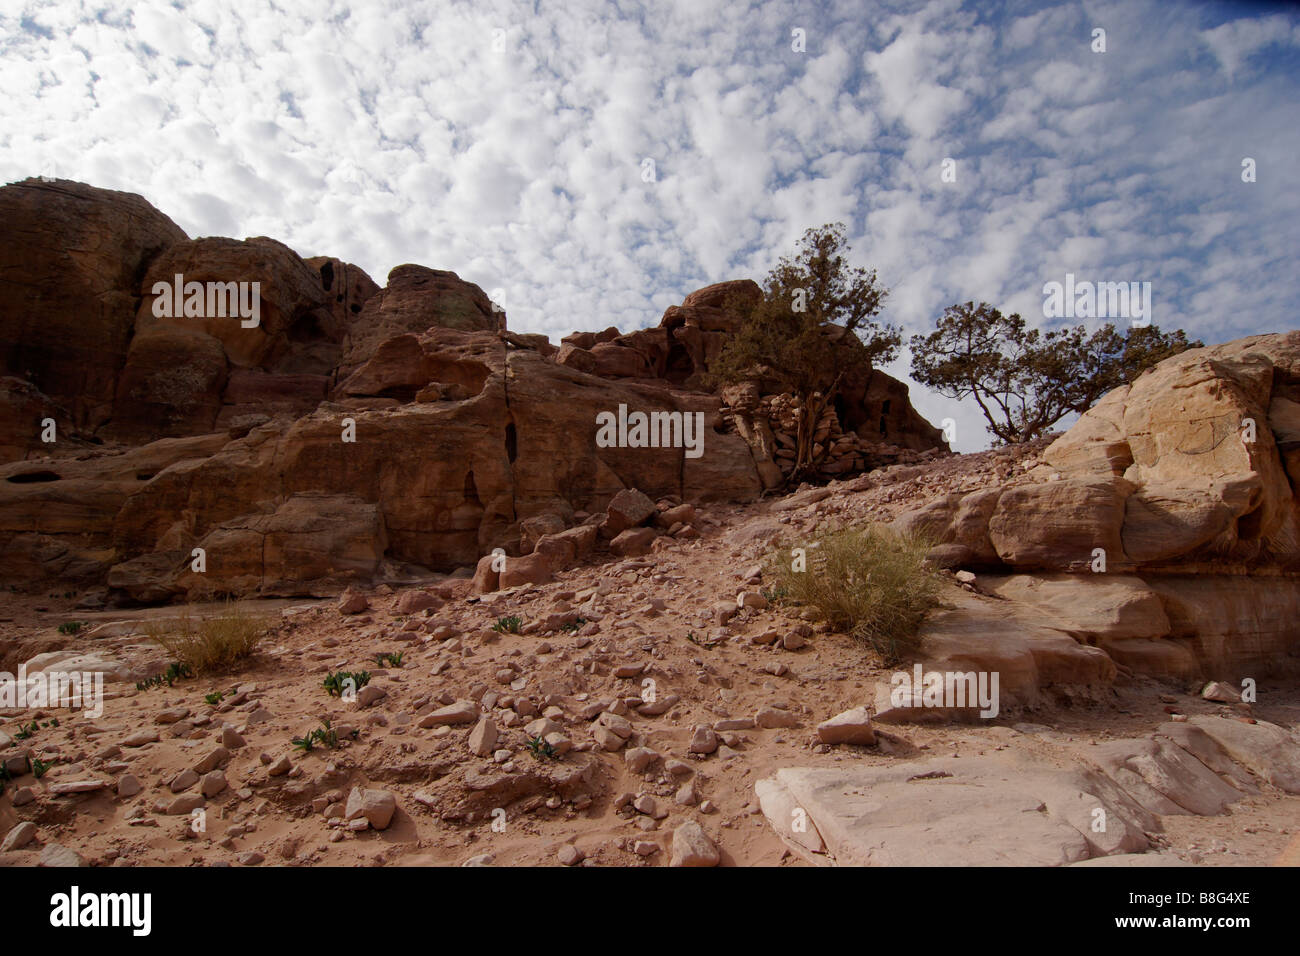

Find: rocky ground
<box><xmin>2</xmin><ymin>442</ymin><xmax>1298</xmax><ymax>867</ymax></box>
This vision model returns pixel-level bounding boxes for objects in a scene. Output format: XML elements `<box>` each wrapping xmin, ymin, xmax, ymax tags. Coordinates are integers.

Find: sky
<box><xmin>2</xmin><ymin>0</ymin><xmax>1298</xmax><ymax>451</ymax></box>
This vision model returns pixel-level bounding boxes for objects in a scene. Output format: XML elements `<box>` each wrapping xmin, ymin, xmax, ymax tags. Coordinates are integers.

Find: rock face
<box><xmin>758</xmin><ymin>716</ymin><xmax>1300</xmax><ymax>866</ymax></box>
<box><xmin>0</xmin><ymin>179</ymin><xmax>187</xmax><ymax>437</ymax></box>
<box><xmin>895</xmin><ymin>333</ymin><xmax>1300</xmax><ymax>682</ymax></box>
<box><xmin>0</xmin><ymin>179</ymin><xmax>943</xmax><ymax>601</ymax></box>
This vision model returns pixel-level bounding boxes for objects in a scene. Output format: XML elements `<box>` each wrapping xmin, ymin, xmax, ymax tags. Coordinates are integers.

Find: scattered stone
<box><xmin>468</xmin><ymin>718</ymin><xmax>499</xmax><ymax>757</ymax></box>
<box><xmin>344</xmin><ymin>787</ymin><xmax>397</xmax><ymax>830</ymax></box>
<box><xmin>1</xmin><ymin>821</ymin><xmax>37</xmax><ymax>851</ymax></box>
<box><xmin>419</xmin><ymin>700</ymin><xmax>479</xmax><ymax>727</ymax></box>
<box><xmin>756</xmin><ymin>705</ymin><xmax>800</xmax><ymax>729</ymax></box>
<box><xmin>690</xmin><ymin>725</ymin><xmax>719</xmax><ymax>755</ymax></box>
<box><xmin>817</xmin><ymin>707</ymin><xmax>877</xmax><ymax>746</ymax></box>
<box><xmin>670</xmin><ymin>820</ymin><xmax>721</xmax><ymax>867</ymax></box>
<box><xmin>38</xmin><ymin>843</ymin><xmax>87</xmax><ymax>867</ymax></box>
<box><xmin>557</xmin><ymin>843</ymin><xmax>584</xmax><ymax>866</ymax></box>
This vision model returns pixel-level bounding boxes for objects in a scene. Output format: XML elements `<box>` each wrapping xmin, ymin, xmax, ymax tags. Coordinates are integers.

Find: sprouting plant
<box><xmin>525</xmin><ymin>734</ymin><xmax>559</xmax><ymax>760</ymax></box>
<box><xmin>559</xmin><ymin>617</ymin><xmax>589</xmax><ymax>633</ymax></box>
<box><xmin>493</xmin><ymin>616</ymin><xmax>523</xmax><ymax>634</ymax></box>
<box><xmin>57</xmin><ymin>621</ymin><xmax>88</xmax><ymax>635</ymax></box>
<box><xmin>31</xmin><ymin>757</ymin><xmax>52</xmax><ymax>779</ymax></box>
<box><xmin>293</xmin><ymin>720</ymin><xmax>340</xmax><ymax>752</ymax></box>
<box><xmin>204</xmin><ymin>690</ymin><xmax>226</xmax><ymax>706</ymax></box>
<box><xmin>686</xmin><ymin>631</ymin><xmax>720</xmax><ymax>648</ymax></box>
<box><xmin>14</xmin><ymin>720</ymin><xmax>38</xmax><ymax>740</ymax></box>
<box><xmin>135</xmin><ymin>661</ymin><xmax>194</xmax><ymax>692</ymax></box>
<box><xmin>374</xmin><ymin>651</ymin><xmax>405</xmax><ymax>668</ymax></box>
<box><xmin>323</xmin><ymin>670</ymin><xmax>371</xmax><ymax>697</ymax></box>
<box><xmin>761</xmin><ymin>585</ymin><xmax>790</xmax><ymax>605</ymax></box>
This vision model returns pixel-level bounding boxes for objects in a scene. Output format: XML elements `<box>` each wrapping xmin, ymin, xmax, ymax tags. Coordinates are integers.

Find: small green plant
<box><xmin>14</xmin><ymin>720</ymin><xmax>39</xmax><ymax>740</ymax></box>
<box><xmin>761</xmin><ymin>585</ymin><xmax>790</xmax><ymax>605</ymax></box>
<box><xmin>559</xmin><ymin>617</ymin><xmax>589</xmax><ymax>633</ymax></box>
<box><xmin>322</xmin><ymin>670</ymin><xmax>371</xmax><ymax>697</ymax></box>
<box><xmin>293</xmin><ymin>719</ymin><xmax>341</xmax><ymax>752</ymax></box>
<box><xmin>204</xmin><ymin>690</ymin><xmax>226</xmax><ymax>706</ymax></box>
<box><xmin>57</xmin><ymin>620</ymin><xmax>88</xmax><ymax>635</ymax></box>
<box><xmin>374</xmin><ymin>651</ymin><xmax>404</xmax><ymax>668</ymax></box>
<box><xmin>31</xmin><ymin>757</ymin><xmax>52</xmax><ymax>779</ymax></box>
<box><xmin>493</xmin><ymin>616</ymin><xmax>523</xmax><ymax>634</ymax></box>
<box><xmin>525</xmin><ymin>734</ymin><xmax>559</xmax><ymax>760</ymax></box>
<box><xmin>685</xmin><ymin>630</ymin><xmax>720</xmax><ymax>648</ymax></box>
<box><xmin>135</xmin><ymin>661</ymin><xmax>194</xmax><ymax>692</ymax></box>
<box><xmin>765</xmin><ymin>523</ymin><xmax>941</xmax><ymax>663</ymax></box>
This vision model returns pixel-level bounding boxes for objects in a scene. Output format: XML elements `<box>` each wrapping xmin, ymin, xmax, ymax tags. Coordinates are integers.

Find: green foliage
<box><xmin>766</xmin><ymin>524</ymin><xmax>941</xmax><ymax>663</ymax></box>
<box><xmin>135</xmin><ymin>661</ymin><xmax>194</xmax><ymax>692</ymax></box>
<box><xmin>31</xmin><ymin>757</ymin><xmax>52</xmax><ymax>779</ymax></box>
<box><xmin>525</xmin><ymin>734</ymin><xmax>560</xmax><ymax>760</ymax></box>
<box><xmin>910</xmin><ymin>302</ymin><xmax>1201</xmax><ymax>444</ymax></box>
<box><xmin>685</xmin><ymin>630</ymin><xmax>721</xmax><ymax>648</ymax></box>
<box><xmin>707</xmin><ymin>223</ymin><xmax>899</xmax><ymax>482</ymax></box>
<box><xmin>374</xmin><ymin>651</ymin><xmax>405</xmax><ymax>668</ymax></box>
<box><xmin>57</xmin><ymin>621</ymin><xmax>88</xmax><ymax>635</ymax></box>
<box><xmin>14</xmin><ymin>720</ymin><xmax>38</xmax><ymax>740</ymax></box>
<box><xmin>292</xmin><ymin>720</ymin><xmax>341</xmax><ymax>752</ymax></box>
<box><xmin>322</xmin><ymin>670</ymin><xmax>371</xmax><ymax>697</ymax></box>
<box><xmin>492</xmin><ymin>616</ymin><xmax>523</xmax><ymax>634</ymax></box>
<box><xmin>559</xmin><ymin>618</ymin><xmax>588</xmax><ymax>633</ymax></box>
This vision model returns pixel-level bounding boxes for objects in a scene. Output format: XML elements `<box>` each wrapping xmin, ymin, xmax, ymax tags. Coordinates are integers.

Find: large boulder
<box><xmin>0</xmin><ymin>179</ymin><xmax>187</xmax><ymax>432</ymax></box>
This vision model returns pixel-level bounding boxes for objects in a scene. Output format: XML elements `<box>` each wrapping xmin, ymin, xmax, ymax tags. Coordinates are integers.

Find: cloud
<box><xmin>0</xmin><ymin>0</ymin><xmax>1297</xmax><ymax>452</ymax></box>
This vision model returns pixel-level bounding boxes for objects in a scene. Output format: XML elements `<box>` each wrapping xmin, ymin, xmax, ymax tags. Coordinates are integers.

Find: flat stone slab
<box><xmin>757</xmin><ymin>716</ymin><xmax>1300</xmax><ymax>866</ymax></box>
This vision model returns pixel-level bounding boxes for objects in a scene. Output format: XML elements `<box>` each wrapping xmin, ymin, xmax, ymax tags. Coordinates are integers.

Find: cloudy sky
<box><xmin>2</xmin><ymin>0</ymin><xmax>1298</xmax><ymax>450</ymax></box>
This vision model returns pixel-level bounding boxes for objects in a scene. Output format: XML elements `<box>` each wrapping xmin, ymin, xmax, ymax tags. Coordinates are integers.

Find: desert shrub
<box><xmin>766</xmin><ymin>523</ymin><xmax>940</xmax><ymax>662</ymax></box>
<box><xmin>145</xmin><ymin>602</ymin><xmax>269</xmax><ymax>675</ymax></box>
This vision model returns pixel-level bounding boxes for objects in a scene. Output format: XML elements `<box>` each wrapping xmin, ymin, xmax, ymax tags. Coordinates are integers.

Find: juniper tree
<box><xmin>707</xmin><ymin>223</ymin><xmax>900</xmax><ymax>482</ymax></box>
<box><xmin>909</xmin><ymin>301</ymin><xmax>1201</xmax><ymax>444</ymax></box>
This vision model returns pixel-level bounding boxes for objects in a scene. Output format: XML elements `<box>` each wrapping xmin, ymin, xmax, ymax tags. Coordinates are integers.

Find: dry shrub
<box><xmin>145</xmin><ymin>602</ymin><xmax>269</xmax><ymax>674</ymax></box>
<box><xmin>766</xmin><ymin>523</ymin><xmax>941</xmax><ymax>663</ymax></box>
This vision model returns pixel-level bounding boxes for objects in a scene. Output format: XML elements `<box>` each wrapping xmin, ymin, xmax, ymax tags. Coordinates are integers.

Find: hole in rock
<box><xmin>318</xmin><ymin>260</ymin><xmax>334</xmax><ymax>292</ymax></box>
<box><xmin>6</xmin><ymin>471</ymin><xmax>60</xmax><ymax>483</ymax></box>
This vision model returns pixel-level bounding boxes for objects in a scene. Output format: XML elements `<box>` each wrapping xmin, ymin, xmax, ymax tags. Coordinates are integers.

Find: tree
<box><xmin>707</xmin><ymin>223</ymin><xmax>901</xmax><ymax>482</ymax></box>
<box><xmin>910</xmin><ymin>302</ymin><xmax>1202</xmax><ymax>444</ymax></box>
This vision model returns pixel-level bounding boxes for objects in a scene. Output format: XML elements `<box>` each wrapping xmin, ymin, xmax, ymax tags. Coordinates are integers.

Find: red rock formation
<box><xmin>0</xmin><ymin>179</ymin><xmax>945</xmax><ymax>601</ymax></box>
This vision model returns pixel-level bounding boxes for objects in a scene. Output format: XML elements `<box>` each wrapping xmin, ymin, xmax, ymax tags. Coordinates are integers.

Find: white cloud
<box><xmin>0</xmin><ymin>0</ymin><xmax>1296</xmax><ymax>452</ymax></box>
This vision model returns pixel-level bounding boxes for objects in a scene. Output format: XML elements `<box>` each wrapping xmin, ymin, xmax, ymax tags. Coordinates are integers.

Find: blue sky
<box><xmin>2</xmin><ymin>0</ymin><xmax>1298</xmax><ymax>450</ymax></box>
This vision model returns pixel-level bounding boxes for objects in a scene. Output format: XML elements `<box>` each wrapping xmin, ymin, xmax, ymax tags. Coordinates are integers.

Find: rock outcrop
<box><xmin>0</xmin><ymin>178</ymin><xmax>943</xmax><ymax>602</ymax></box>
<box><xmin>895</xmin><ymin>333</ymin><xmax>1300</xmax><ymax>684</ymax></box>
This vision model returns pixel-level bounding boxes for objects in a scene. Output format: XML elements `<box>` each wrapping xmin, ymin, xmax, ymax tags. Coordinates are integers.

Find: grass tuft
<box><xmin>144</xmin><ymin>602</ymin><xmax>269</xmax><ymax>676</ymax></box>
<box><xmin>765</xmin><ymin>523</ymin><xmax>941</xmax><ymax>663</ymax></box>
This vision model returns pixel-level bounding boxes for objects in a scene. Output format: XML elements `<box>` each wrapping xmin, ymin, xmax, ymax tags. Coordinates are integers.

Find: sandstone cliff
<box><xmin>0</xmin><ymin>178</ymin><xmax>944</xmax><ymax>603</ymax></box>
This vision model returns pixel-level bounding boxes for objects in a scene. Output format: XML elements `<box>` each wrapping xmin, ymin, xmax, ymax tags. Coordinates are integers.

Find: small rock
<box><xmin>557</xmin><ymin>844</ymin><xmax>584</xmax><ymax>866</ymax></box>
<box><xmin>344</xmin><ymin>787</ymin><xmax>398</xmax><ymax>830</ymax></box>
<box><xmin>670</xmin><ymin>819</ymin><xmax>720</xmax><ymax>867</ymax></box>
<box><xmin>689</xmin><ymin>724</ymin><xmax>719</xmax><ymax>755</ymax></box>
<box><xmin>1</xmin><ymin>821</ymin><xmax>37</xmax><ymax>851</ymax></box>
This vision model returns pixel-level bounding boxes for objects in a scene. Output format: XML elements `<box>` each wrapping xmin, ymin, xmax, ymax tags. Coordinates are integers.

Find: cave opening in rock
<box><xmin>6</xmin><ymin>470</ymin><xmax>60</xmax><ymax>483</ymax></box>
